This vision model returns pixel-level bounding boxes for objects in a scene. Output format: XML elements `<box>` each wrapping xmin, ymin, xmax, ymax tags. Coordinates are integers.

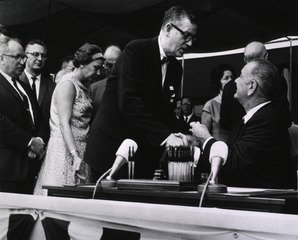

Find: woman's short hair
<box><xmin>73</xmin><ymin>43</ymin><xmax>103</xmax><ymax>68</ymax></box>
<box><xmin>210</xmin><ymin>63</ymin><xmax>235</xmax><ymax>93</ymax></box>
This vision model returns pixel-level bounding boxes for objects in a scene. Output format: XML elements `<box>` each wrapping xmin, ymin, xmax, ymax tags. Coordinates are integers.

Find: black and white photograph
<box><xmin>0</xmin><ymin>0</ymin><xmax>298</xmax><ymax>239</ymax></box>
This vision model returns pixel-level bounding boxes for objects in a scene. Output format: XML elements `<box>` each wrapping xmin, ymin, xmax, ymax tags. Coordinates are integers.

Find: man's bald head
<box><xmin>244</xmin><ymin>41</ymin><xmax>268</xmax><ymax>63</ymax></box>
<box><xmin>104</xmin><ymin>45</ymin><xmax>121</xmax><ymax>62</ymax></box>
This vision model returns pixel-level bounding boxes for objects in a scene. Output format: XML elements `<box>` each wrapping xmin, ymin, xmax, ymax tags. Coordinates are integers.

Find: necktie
<box><xmin>161</xmin><ymin>57</ymin><xmax>168</xmax><ymax>65</ymax></box>
<box><xmin>31</xmin><ymin>76</ymin><xmax>37</xmax><ymax>100</ymax></box>
<box><xmin>185</xmin><ymin>116</ymin><xmax>188</xmax><ymax>123</ymax></box>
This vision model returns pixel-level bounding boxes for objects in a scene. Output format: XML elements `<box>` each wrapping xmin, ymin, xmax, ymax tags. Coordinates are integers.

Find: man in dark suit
<box><xmin>175</xmin><ymin>96</ymin><xmax>200</xmax><ymax>134</ymax></box>
<box><xmin>85</xmin><ymin>6</ymin><xmax>198</xmax><ymax>181</ymax></box>
<box><xmin>0</xmin><ymin>38</ymin><xmax>45</xmax><ymax>193</ymax></box>
<box><xmin>220</xmin><ymin>41</ymin><xmax>291</xmax><ymax>131</ymax></box>
<box><xmin>88</xmin><ymin>45</ymin><xmax>122</xmax><ymax>120</ymax></box>
<box><xmin>191</xmin><ymin>59</ymin><xmax>296</xmax><ymax>189</ymax></box>
<box><xmin>20</xmin><ymin>39</ymin><xmax>55</xmax><ymax>143</ymax></box>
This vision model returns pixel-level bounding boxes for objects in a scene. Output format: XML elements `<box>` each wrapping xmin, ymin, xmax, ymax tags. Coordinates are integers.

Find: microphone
<box><xmin>92</xmin><ymin>139</ymin><xmax>138</xmax><ymax>199</ymax></box>
<box><xmin>209</xmin><ymin>156</ymin><xmax>224</xmax><ymax>184</ymax></box>
<box><xmin>107</xmin><ymin>139</ymin><xmax>138</xmax><ymax>180</ymax></box>
<box><xmin>197</xmin><ymin>141</ymin><xmax>228</xmax><ymax>201</ymax></box>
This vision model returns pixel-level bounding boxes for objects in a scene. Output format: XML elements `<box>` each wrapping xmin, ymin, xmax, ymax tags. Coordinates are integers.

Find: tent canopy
<box><xmin>1</xmin><ymin>0</ymin><xmax>297</xmax><ymax>72</ymax></box>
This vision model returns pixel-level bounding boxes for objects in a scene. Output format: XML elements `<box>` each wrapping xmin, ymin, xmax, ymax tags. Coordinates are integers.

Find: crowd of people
<box><xmin>0</xmin><ymin>5</ymin><xmax>297</xmax><ymax>195</ymax></box>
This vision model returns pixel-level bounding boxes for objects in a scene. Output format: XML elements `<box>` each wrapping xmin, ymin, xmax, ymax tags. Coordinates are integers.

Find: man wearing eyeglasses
<box><xmin>0</xmin><ymin>38</ymin><xmax>46</xmax><ymax>194</ymax></box>
<box><xmin>88</xmin><ymin>45</ymin><xmax>122</xmax><ymax>120</ymax></box>
<box><xmin>176</xmin><ymin>96</ymin><xmax>201</xmax><ymax>134</ymax></box>
<box><xmin>20</xmin><ymin>39</ymin><xmax>55</xmax><ymax>143</ymax></box>
<box><xmin>85</xmin><ymin>6</ymin><xmax>197</xmax><ymax>181</ymax></box>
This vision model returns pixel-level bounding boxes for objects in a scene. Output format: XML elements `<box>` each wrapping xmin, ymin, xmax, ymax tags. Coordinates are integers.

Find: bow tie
<box><xmin>161</xmin><ymin>57</ymin><xmax>169</xmax><ymax>65</ymax></box>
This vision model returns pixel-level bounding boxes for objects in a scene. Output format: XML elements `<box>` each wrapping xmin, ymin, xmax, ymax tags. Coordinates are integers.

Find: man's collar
<box><xmin>243</xmin><ymin>101</ymin><xmax>271</xmax><ymax>123</ymax></box>
<box><xmin>184</xmin><ymin>113</ymin><xmax>193</xmax><ymax>119</ymax></box>
<box><xmin>24</xmin><ymin>70</ymin><xmax>41</xmax><ymax>81</ymax></box>
<box><xmin>0</xmin><ymin>69</ymin><xmax>12</xmax><ymax>81</ymax></box>
<box><xmin>158</xmin><ymin>35</ymin><xmax>167</xmax><ymax>61</ymax></box>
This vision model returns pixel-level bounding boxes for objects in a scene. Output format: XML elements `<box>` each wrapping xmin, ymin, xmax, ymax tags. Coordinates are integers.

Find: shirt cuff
<box><xmin>209</xmin><ymin>141</ymin><xmax>228</xmax><ymax>165</ymax></box>
<box><xmin>160</xmin><ymin>134</ymin><xmax>172</xmax><ymax>146</ymax></box>
<box><xmin>27</xmin><ymin>138</ymin><xmax>33</xmax><ymax>147</ymax></box>
<box><xmin>116</xmin><ymin>139</ymin><xmax>138</xmax><ymax>161</ymax></box>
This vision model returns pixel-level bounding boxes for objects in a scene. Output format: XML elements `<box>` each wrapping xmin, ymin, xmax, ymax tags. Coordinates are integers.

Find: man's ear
<box><xmin>248</xmin><ymin>79</ymin><xmax>258</xmax><ymax>96</ymax></box>
<box><xmin>165</xmin><ymin>23</ymin><xmax>172</xmax><ymax>33</ymax></box>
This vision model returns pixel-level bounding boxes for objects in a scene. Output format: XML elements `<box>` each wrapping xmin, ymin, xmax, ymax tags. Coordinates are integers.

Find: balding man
<box><xmin>0</xmin><ymin>38</ymin><xmax>45</xmax><ymax>193</ymax></box>
<box><xmin>192</xmin><ymin>59</ymin><xmax>296</xmax><ymax>189</ymax></box>
<box><xmin>88</xmin><ymin>45</ymin><xmax>122</xmax><ymax>118</ymax></box>
<box><xmin>220</xmin><ymin>41</ymin><xmax>291</xmax><ymax>131</ymax></box>
<box><xmin>243</xmin><ymin>41</ymin><xmax>268</xmax><ymax>63</ymax></box>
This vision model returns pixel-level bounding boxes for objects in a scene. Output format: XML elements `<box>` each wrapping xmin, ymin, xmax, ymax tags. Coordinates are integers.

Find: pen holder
<box><xmin>128</xmin><ymin>160</ymin><xmax>135</xmax><ymax>179</ymax></box>
<box><xmin>166</xmin><ymin>146</ymin><xmax>194</xmax><ymax>182</ymax></box>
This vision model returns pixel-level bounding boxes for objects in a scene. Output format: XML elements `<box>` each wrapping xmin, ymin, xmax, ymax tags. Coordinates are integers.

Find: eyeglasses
<box><xmin>26</xmin><ymin>52</ymin><xmax>48</xmax><ymax>60</ymax></box>
<box><xmin>182</xmin><ymin>102</ymin><xmax>191</xmax><ymax>106</ymax></box>
<box><xmin>170</xmin><ymin>23</ymin><xmax>196</xmax><ymax>42</ymax></box>
<box><xmin>1</xmin><ymin>54</ymin><xmax>28</xmax><ymax>62</ymax></box>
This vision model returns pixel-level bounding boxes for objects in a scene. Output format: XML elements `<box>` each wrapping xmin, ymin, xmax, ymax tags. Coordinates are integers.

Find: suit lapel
<box><xmin>0</xmin><ymin>73</ymin><xmax>28</xmax><ymax>110</ymax></box>
<box><xmin>38</xmin><ymin>76</ymin><xmax>46</xmax><ymax>105</ymax></box>
<box><xmin>151</xmin><ymin>37</ymin><xmax>163</xmax><ymax>98</ymax></box>
<box><xmin>19</xmin><ymin>72</ymin><xmax>30</xmax><ymax>85</ymax></box>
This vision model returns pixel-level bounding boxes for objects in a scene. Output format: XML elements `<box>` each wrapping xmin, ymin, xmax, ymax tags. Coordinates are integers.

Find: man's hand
<box><xmin>28</xmin><ymin>150</ymin><xmax>37</xmax><ymax>159</ymax></box>
<box><xmin>29</xmin><ymin>137</ymin><xmax>45</xmax><ymax>156</ymax></box>
<box><xmin>174</xmin><ymin>133</ymin><xmax>201</xmax><ymax>146</ymax></box>
<box><xmin>189</xmin><ymin>122</ymin><xmax>212</xmax><ymax>143</ymax></box>
<box><xmin>165</xmin><ymin>133</ymin><xmax>185</xmax><ymax>147</ymax></box>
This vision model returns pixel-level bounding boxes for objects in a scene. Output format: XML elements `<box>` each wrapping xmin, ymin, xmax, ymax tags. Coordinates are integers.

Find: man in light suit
<box><xmin>85</xmin><ymin>6</ymin><xmax>198</xmax><ymax>181</ymax></box>
<box><xmin>20</xmin><ymin>39</ymin><xmax>55</xmax><ymax>143</ymax></box>
<box><xmin>191</xmin><ymin>59</ymin><xmax>297</xmax><ymax>189</ymax></box>
<box><xmin>0</xmin><ymin>38</ymin><xmax>45</xmax><ymax>193</ymax></box>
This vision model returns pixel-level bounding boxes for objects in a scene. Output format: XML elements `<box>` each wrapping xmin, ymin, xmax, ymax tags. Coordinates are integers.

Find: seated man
<box><xmin>190</xmin><ymin>59</ymin><xmax>297</xmax><ymax>189</ymax></box>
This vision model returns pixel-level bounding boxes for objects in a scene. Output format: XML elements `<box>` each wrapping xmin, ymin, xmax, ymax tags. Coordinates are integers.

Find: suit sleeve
<box><xmin>225</xmin><ymin>108</ymin><xmax>290</xmax><ymax>179</ymax></box>
<box><xmin>0</xmin><ymin>112</ymin><xmax>32</xmax><ymax>154</ymax></box>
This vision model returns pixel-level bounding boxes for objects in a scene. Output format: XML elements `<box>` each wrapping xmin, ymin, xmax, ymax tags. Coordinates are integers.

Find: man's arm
<box><xmin>0</xmin><ymin>112</ymin><xmax>33</xmax><ymax>154</ymax></box>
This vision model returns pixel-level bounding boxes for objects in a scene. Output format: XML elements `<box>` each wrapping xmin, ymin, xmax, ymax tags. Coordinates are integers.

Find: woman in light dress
<box><xmin>201</xmin><ymin>64</ymin><xmax>235</xmax><ymax>143</ymax></box>
<box><xmin>34</xmin><ymin>43</ymin><xmax>105</xmax><ymax>195</ymax></box>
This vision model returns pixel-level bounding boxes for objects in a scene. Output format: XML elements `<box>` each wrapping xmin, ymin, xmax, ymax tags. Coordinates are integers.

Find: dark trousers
<box><xmin>0</xmin><ymin>176</ymin><xmax>36</xmax><ymax>194</ymax></box>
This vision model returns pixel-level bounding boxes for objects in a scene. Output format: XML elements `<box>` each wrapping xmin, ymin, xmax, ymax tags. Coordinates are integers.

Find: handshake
<box><xmin>166</xmin><ymin>121</ymin><xmax>211</xmax><ymax>148</ymax></box>
<box><xmin>28</xmin><ymin>137</ymin><xmax>46</xmax><ymax>160</ymax></box>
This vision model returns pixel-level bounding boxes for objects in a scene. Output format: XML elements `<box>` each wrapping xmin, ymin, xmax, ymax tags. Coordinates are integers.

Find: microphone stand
<box><xmin>92</xmin><ymin>168</ymin><xmax>112</xmax><ymax>199</ymax></box>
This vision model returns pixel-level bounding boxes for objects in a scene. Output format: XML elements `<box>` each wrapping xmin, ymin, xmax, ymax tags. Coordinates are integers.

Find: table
<box><xmin>44</xmin><ymin>184</ymin><xmax>298</xmax><ymax>214</ymax></box>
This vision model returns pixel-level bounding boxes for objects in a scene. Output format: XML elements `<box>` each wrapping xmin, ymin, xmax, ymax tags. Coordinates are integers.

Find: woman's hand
<box><xmin>72</xmin><ymin>154</ymin><xmax>82</xmax><ymax>173</ymax></box>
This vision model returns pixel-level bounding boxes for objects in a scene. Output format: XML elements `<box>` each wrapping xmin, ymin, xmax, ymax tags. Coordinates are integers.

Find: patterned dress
<box><xmin>34</xmin><ymin>73</ymin><xmax>92</xmax><ymax>195</ymax></box>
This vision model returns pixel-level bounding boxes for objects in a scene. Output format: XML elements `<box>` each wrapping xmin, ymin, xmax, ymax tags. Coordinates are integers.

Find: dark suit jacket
<box><xmin>175</xmin><ymin>114</ymin><xmax>201</xmax><ymax>134</ymax></box>
<box><xmin>220</xmin><ymin>76</ymin><xmax>292</xmax><ymax>131</ymax></box>
<box><xmin>85</xmin><ymin>37</ymin><xmax>182</xmax><ymax>179</ymax></box>
<box><xmin>88</xmin><ymin>78</ymin><xmax>107</xmax><ymax>121</ymax></box>
<box><xmin>19</xmin><ymin>72</ymin><xmax>55</xmax><ymax>142</ymax></box>
<box><xmin>204</xmin><ymin>102</ymin><xmax>296</xmax><ymax>189</ymax></box>
<box><xmin>0</xmin><ymin>73</ymin><xmax>43</xmax><ymax>182</ymax></box>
